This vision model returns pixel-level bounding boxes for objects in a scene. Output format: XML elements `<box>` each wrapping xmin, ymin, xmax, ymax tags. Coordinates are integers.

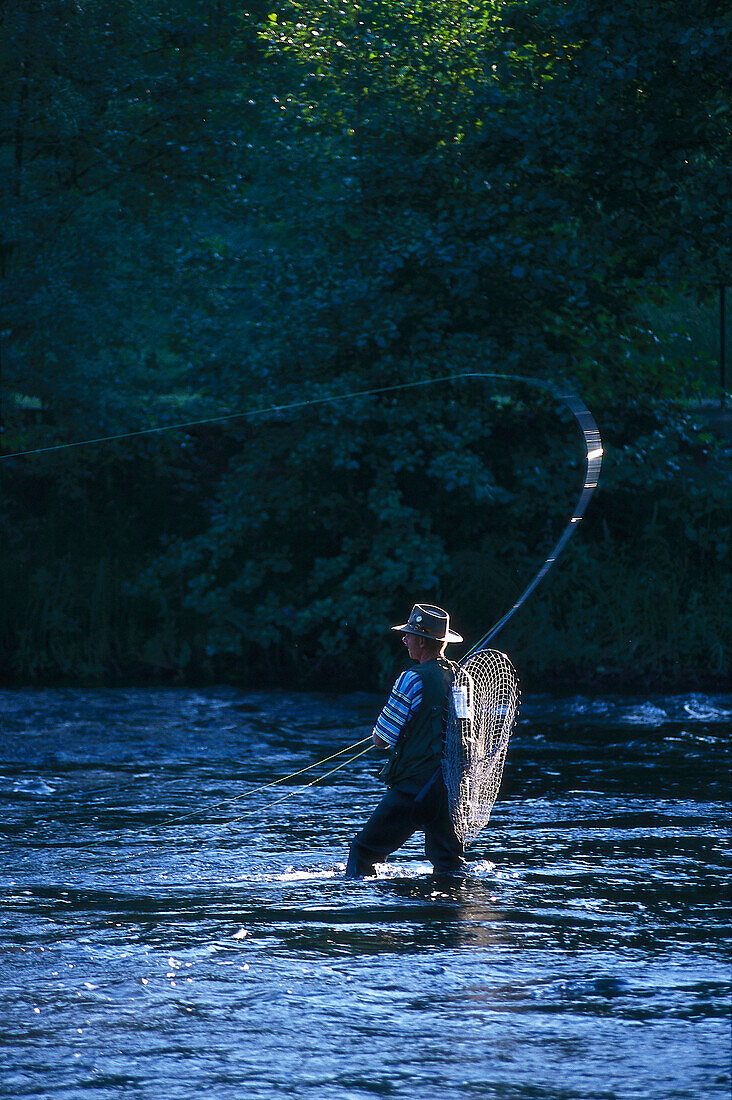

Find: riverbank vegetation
<box><xmin>1</xmin><ymin>1</ymin><xmax>729</xmax><ymax>691</ymax></box>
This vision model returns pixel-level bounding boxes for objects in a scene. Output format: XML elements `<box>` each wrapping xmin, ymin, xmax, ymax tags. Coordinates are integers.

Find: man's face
<box><xmin>403</xmin><ymin>632</ymin><xmax>423</xmax><ymax>661</ymax></box>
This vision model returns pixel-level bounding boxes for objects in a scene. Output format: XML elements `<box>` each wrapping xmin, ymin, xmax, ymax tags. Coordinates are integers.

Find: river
<box><xmin>1</xmin><ymin>687</ymin><xmax>729</xmax><ymax>1099</ymax></box>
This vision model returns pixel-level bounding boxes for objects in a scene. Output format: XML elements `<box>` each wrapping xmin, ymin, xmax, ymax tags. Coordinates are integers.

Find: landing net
<box><xmin>443</xmin><ymin>649</ymin><xmax>520</xmax><ymax>847</ymax></box>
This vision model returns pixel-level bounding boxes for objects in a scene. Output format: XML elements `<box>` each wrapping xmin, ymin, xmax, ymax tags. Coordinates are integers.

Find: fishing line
<box><xmin>226</xmin><ymin>735</ymin><xmax>371</xmax><ymax>800</ymax></box>
<box><xmin>3</xmin><ymin>374</ymin><xmax>495</xmax><ymax>459</ymax></box>
<box><xmin>94</xmin><ymin>744</ymin><xmax>374</xmax><ymax>853</ymax></box>
<box><xmin>10</xmin><ymin>741</ymin><xmax>374</xmax><ymax>856</ymax></box>
<box><xmin>220</xmin><ymin>745</ymin><xmax>373</xmax><ymax>826</ymax></box>
<box><xmin>115</xmin><ymin>735</ymin><xmax>373</xmax><ymax>834</ymax></box>
<box><xmin>101</xmin><ymin>746</ymin><xmax>372</xmax><ymax>866</ymax></box>
<box><xmin>60</xmin><ymin>735</ymin><xmax>372</xmax><ymax>805</ymax></box>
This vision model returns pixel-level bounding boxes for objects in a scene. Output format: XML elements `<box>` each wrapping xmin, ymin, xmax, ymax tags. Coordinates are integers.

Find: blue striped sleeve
<box><xmin>373</xmin><ymin>669</ymin><xmax>422</xmax><ymax>747</ymax></box>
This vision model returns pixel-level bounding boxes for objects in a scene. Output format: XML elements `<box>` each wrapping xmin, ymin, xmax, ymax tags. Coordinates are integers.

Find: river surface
<box><xmin>0</xmin><ymin>688</ymin><xmax>730</xmax><ymax>1100</ymax></box>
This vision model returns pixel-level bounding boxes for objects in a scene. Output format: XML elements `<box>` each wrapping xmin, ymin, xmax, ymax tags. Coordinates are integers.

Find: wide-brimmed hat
<box><xmin>391</xmin><ymin>603</ymin><xmax>463</xmax><ymax>644</ymax></box>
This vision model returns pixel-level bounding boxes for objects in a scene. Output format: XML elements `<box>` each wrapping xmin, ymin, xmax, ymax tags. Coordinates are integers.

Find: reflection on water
<box><xmin>0</xmin><ymin>688</ymin><xmax>730</xmax><ymax>1099</ymax></box>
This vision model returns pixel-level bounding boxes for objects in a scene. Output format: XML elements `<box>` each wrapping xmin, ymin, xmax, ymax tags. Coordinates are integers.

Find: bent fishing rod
<box><xmin>4</xmin><ymin>371</ymin><xmax>602</xmax><ymax>818</ymax></box>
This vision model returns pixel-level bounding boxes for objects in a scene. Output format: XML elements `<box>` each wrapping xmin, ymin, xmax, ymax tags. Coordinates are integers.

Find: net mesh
<box><xmin>443</xmin><ymin>649</ymin><xmax>520</xmax><ymax>847</ymax></box>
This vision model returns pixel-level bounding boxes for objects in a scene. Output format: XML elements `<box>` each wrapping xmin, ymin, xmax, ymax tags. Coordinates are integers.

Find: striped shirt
<box><xmin>373</xmin><ymin>669</ymin><xmax>423</xmax><ymax>747</ymax></box>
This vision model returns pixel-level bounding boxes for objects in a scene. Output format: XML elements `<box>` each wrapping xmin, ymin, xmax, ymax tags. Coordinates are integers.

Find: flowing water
<box><xmin>1</xmin><ymin>687</ymin><xmax>729</xmax><ymax>1099</ymax></box>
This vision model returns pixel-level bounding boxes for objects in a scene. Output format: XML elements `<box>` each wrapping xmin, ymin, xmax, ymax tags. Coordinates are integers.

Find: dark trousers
<box><xmin>345</xmin><ymin>772</ymin><xmax>464</xmax><ymax>878</ymax></box>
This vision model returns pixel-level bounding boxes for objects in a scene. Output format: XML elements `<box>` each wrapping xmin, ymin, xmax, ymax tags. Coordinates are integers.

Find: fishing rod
<box><xmin>2</xmin><ymin>371</ymin><xmax>602</xmax><ymax>649</ymax></box>
<box><xmin>4</xmin><ymin>371</ymin><xmax>602</xmax><ymax>823</ymax></box>
<box><xmin>460</xmin><ymin>374</ymin><xmax>603</xmax><ymax>658</ymax></box>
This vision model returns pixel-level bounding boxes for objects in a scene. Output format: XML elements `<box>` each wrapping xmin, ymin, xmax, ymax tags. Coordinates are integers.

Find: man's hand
<box><xmin>372</xmin><ymin>731</ymin><xmax>389</xmax><ymax>749</ymax></box>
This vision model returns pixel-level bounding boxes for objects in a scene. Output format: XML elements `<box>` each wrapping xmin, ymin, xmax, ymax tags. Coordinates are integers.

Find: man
<box><xmin>345</xmin><ymin>603</ymin><xmax>465</xmax><ymax>878</ymax></box>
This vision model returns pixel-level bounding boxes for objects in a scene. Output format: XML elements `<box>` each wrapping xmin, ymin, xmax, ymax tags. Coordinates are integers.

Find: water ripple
<box><xmin>0</xmin><ymin>688</ymin><xmax>729</xmax><ymax>1100</ymax></box>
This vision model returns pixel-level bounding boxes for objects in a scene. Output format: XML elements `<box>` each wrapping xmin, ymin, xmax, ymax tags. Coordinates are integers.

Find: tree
<box><xmin>0</xmin><ymin>0</ymin><xmax>270</xmax><ymax>436</ymax></box>
<box><xmin>1</xmin><ymin>1</ymin><xmax>728</xmax><ymax>687</ymax></box>
<box><xmin>254</xmin><ymin>0</ymin><xmax>730</xmax><ymax>395</ymax></box>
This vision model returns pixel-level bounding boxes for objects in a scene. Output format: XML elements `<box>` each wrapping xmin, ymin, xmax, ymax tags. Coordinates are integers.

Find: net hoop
<box><xmin>443</xmin><ymin>648</ymin><xmax>520</xmax><ymax>847</ymax></box>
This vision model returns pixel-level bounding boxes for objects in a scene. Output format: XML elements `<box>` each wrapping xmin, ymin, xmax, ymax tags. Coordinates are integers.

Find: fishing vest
<box><xmin>379</xmin><ymin>658</ymin><xmax>454</xmax><ymax>789</ymax></box>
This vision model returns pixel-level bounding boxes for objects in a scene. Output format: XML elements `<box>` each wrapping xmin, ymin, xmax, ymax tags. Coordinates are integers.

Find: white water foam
<box><xmin>682</xmin><ymin>696</ymin><xmax>732</xmax><ymax>721</ymax></box>
<box><xmin>620</xmin><ymin>703</ymin><xmax>668</xmax><ymax>725</ymax></box>
<box><xmin>469</xmin><ymin>860</ymin><xmax>497</xmax><ymax>876</ymax></box>
<box><xmin>9</xmin><ymin>777</ymin><xmax>57</xmax><ymax>795</ymax></box>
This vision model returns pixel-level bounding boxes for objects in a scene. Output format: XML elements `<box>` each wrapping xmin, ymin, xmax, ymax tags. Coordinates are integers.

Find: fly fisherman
<box><xmin>345</xmin><ymin>604</ymin><xmax>465</xmax><ymax>878</ymax></box>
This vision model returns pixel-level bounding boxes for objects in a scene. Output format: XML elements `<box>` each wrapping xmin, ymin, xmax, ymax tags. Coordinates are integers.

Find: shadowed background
<box><xmin>1</xmin><ymin>0</ymin><xmax>729</xmax><ymax>690</ymax></box>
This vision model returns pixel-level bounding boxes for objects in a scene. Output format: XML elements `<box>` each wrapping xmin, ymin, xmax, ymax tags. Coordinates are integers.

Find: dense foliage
<box><xmin>1</xmin><ymin>0</ymin><xmax>729</xmax><ymax>689</ymax></box>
